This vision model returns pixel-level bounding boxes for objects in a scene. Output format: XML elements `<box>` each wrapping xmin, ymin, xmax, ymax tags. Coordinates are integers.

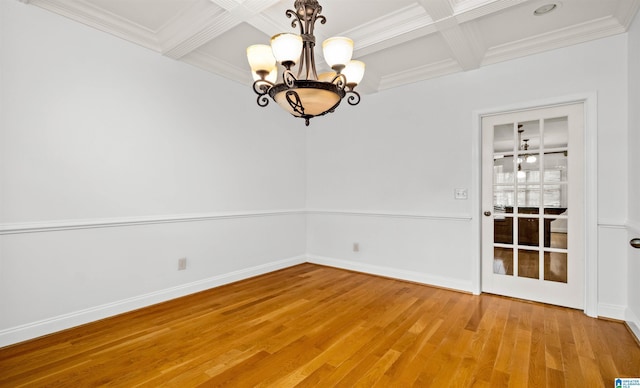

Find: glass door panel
<box><xmin>518</xmin><ymin>249</ymin><xmax>539</xmax><ymax>279</ymax></box>
<box><xmin>544</xmin><ymin>252</ymin><xmax>568</xmax><ymax>283</ymax></box>
<box><xmin>494</xmin><ymin>247</ymin><xmax>513</xmax><ymax>275</ymax></box>
<box><xmin>517</xmin><ymin>186</ymin><xmax>540</xmax><ymax>210</ymax></box>
<box><xmin>490</xmin><ymin>116</ymin><xmax>569</xmax><ymax>282</ymax></box>
<box><xmin>482</xmin><ymin>102</ymin><xmax>585</xmax><ymax>309</ymax></box>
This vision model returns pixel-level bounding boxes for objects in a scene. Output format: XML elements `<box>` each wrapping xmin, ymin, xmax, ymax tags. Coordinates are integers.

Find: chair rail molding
<box><xmin>0</xmin><ymin>209</ymin><xmax>307</xmax><ymax>235</ymax></box>
<box><xmin>306</xmin><ymin>209</ymin><xmax>472</xmax><ymax>222</ymax></box>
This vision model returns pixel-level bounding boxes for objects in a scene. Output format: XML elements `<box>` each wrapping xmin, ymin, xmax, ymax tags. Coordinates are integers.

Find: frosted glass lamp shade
<box><xmin>246</xmin><ymin>44</ymin><xmax>276</xmax><ymax>74</ymax></box>
<box><xmin>271</xmin><ymin>33</ymin><xmax>303</xmax><ymax>64</ymax></box>
<box><xmin>322</xmin><ymin>37</ymin><xmax>353</xmax><ymax>70</ymax></box>
<box><xmin>342</xmin><ymin>60</ymin><xmax>365</xmax><ymax>86</ymax></box>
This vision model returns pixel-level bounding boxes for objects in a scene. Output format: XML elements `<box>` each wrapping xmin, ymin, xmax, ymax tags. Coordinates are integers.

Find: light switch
<box><xmin>454</xmin><ymin>188</ymin><xmax>468</xmax><ymax>200</ymax></box>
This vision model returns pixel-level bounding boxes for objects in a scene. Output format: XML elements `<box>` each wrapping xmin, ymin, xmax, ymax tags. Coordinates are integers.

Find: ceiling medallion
<box><xmin>246</xmin><ymin>0</ymin><xmax>365</xmax><ymax>126</ymax></box>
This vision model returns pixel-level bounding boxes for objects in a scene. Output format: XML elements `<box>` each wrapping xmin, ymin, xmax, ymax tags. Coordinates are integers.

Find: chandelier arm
<box><xmin>283</xmin><ymin>69</ymin><xmax>297</xmax><ymax>88</ymax></box>
<box><xmin>252</xmin><ymin>79</ymin><xmax>274</xmax><ymax>107</ymax></box>
<box><xmin>285</xmin><ymin>9</ymin><xmax>304</xmax><ymax>33</ymax></box>
<box><xmin>256</xmin><ymin>94</ymin><xmax>270</xmax><ymax>107</ymax></box>
<box><xmin>306</xmin><ymin>42</ymin><xmax>317</xmax><ymax>80</ymax></box>
<box><xmin>252</xmin><ymin>79</ymin><xmax>274</xmax><ymax>94</ymax></box>
<box><xmin>306</xmin><ymin>6</ymin><xmax>322</xmax><ymax>36</ymax></box>
<box><xmin>346</xmin><ymin>90</ymin><xmax>361</xmax><ymax>106</ymax></box>
<box><xmin>305</xmin><ymin>6</ymin><xmax>323</xmax><ymax>80</ymax></box>
<box><xmin>331</xmin><ymin>73</ymin><xmax>347</xmax><ymax>90</ymax></box>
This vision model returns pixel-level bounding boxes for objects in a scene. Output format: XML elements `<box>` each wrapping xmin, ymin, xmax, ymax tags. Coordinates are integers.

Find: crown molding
<box><xmin>217</xmin><ymin>0</ymin><xmax>280</xmax><ymax>19</ymax></box>
<box><xmin>163</xmin><ymin>14</ymin><xmax>240</xmax><ymax>59</ymax></box>
<box><xmin>160</xmin><ymin>0</ymin><xmax>282</xmax><ymax>59</ymax></box>
<box><xmin>159</xmin><ymin>0</ymin><xmax>278</xmax><ymax>59</ymax></box>
<box><xmin>418</xmin><ymin>0</ymin><xmax>454</xmax><ymax>21</ymax></box>
<box><xmin>158</xmin><ymin>3</ymin><xmax>237</xmax><ymax>59</ymax></box>
<box><xmin>28</xmin><ymin>0</ymin><xmax>160</xmax><ymax>51</ymax></box>
<box><xmin>343</xmin><ymin>4</ymin><xmax>436</xmax><ymax>56</ymax></box>
<box><xmin>614</xmin><ymin>0</ymin><xmax>640</xmax><ymax>29</ymax></box>
<box><xmin>378</xmin><ymin>58</ymin><xmax>462</xmax><ymax>90</ymax></box>
<box><xmin>482</xmin><ymin>16</ymin><xmax>626</xmax><ymax>66</ymax></box>
<box><xmin>454</xmin><ymin>0</ymin><xmax>527</xmax><ymax>23</ymax></box>
<box><xmin>181</xmin><ymin>50</ymin><xmax>250</xmax><ymax>85</ymax></box>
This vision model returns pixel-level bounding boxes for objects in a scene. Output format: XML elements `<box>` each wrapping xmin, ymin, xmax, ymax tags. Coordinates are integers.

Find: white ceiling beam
<box><xmin>437</xmin><ymin>21</ymin><xmax>485</xmax><ymax>70</ymax></box>
<box><xmin>343</xmin><ymin>4</ymin><xmax>436</xmax><ymax>58</ymax></box>
<box><xmin>160</xmin><ymin>0</ymin><xmax>281</xmax><ymax>60</ymax></box>
<box><xmin>420</xmin><ymin>0</ymin><xmax>485</xmax><ymax>71</ymax></box>
<box><xmin>418</xmin><ymin>0</ymin><xmax>454</xmax><ymax>20</ymax></box>
<box><xmin>453</xmin><ymin>0</ymin><xmax>526</xmax><ymax>23</ymax></box>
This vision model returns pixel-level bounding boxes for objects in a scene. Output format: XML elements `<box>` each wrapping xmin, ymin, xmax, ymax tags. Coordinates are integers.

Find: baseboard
<box><xmin>306</xmin><ymin>255</ymin><xmax>474</xmax><ymax>293</ymax></box>
<box><xmin>0</xmin><ymin>255</ymin><xmax>306</xmax><ymax>348</ymax></box>
<box><xmin>598</xmin><ymin>303</ymin><xmax>627</xmax><ymax>320</ymax></box>
<box><xmin>626</xmin><ymin>309</ymin><xmax>640</xmax><ymax>344</ymax></box>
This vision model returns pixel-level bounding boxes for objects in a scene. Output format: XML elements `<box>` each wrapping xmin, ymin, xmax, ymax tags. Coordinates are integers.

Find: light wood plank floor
<box><xmin>1</xmin><ymin>263</ymin><xmax>638</xmax><ymax>387</ymax></box>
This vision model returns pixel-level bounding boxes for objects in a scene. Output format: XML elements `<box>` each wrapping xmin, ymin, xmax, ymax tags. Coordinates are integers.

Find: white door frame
<box><xmin>471</xmin><ymin>93</ymin><xmax>598</xmax><ymax>317</ymax></box>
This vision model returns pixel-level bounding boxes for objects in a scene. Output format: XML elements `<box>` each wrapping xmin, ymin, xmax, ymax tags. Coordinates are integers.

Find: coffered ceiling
<box><xmin>20</xmin><ymin>0</ymin><xmax>640</xmax><ymax>94</ymax></box>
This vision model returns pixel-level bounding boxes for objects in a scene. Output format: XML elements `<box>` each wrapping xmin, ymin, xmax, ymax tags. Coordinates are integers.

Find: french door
<box><xmin>481</xmin><ymin>103</ymin><xmax>585</xmax><ymax>309</ymax></box>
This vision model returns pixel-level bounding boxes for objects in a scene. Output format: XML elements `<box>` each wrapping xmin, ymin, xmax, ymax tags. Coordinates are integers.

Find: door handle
<box><xmin>484</xmin><ymin>211</ymin><xmax>492</xmax><ymax>217</ymax></box>
<box><xmin>631</xmin><ymin>238</ymin><xmax>640</xmax><ymax>249</ymax></box>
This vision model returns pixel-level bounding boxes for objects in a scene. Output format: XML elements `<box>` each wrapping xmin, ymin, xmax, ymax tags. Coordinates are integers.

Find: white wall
<box><xmin>0</xmin><ymin>1</ymin><xmax>306</xmax><ymax>346</ymax></box>
<box><xmin>307</xmin><ymin>33</ymin><xmax>630</xmax><ymax>317</ymax></box>
<box><xmin>627</xmin><ymin>12</ymin><xmax>640</xmax><ymax>335</ymax></box>
<box><xmin>1</xmin><ymin>0</ymin><xmax>637</xmax><ymax>347</ymax></box>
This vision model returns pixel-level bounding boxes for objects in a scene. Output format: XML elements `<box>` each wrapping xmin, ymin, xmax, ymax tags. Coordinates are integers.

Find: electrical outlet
<box><xmin>454</xmin><ymin>188</ymin><xmax>468</xmax><ymax>200</ymax></box>
<box><xmin>353</xmin><ymin>242</ymin><xmax>359</xmax><ymax>252</ymax></box>
<box><xmin>178</xmin><ymin>257</ymin><xmax>187</xmax><ymax>271</ymax></box>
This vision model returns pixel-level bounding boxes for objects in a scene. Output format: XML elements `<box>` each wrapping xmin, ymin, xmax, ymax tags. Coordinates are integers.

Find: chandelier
<box><xmin>246</xmin><ymin>0</ymin><xmax>365</xmax><ymax>126</ymax></box>
<box><xmin>517</xmin><ymin>126</ymin><xmax>537</xmax><ymax>179</ymax></box>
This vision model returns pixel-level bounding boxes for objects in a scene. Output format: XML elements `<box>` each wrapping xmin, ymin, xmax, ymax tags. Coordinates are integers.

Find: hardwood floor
<box><xmin>1</xmin><ymin>263</ymin><xmax>638</xmax><ymax>387</ymax></box>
